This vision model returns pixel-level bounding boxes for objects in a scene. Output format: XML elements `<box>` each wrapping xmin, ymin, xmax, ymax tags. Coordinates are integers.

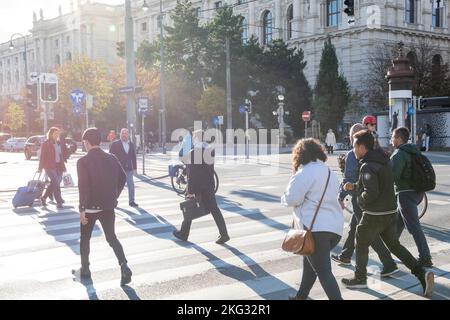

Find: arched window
<box><xmin>15</xmin><ymin>70</ymin><xmax>19</xmax><ymax>89</ymax></box>
<box><xmin>327</xmin><ymin>0</ymin><xmax>340</xmax><ymax>27</ymax></box>
<box><xmin>432</xmin><ymin>0</ymin><xmax>444</xmax><ymax>27</ymax></box>
<box><xmin>406</xmin><ymin>51</ymin><xmax>417</xmax><ymax>69</ymax></box>
<box><xmin>287</xmin><ymin>4</ymin><xmax>294</xmax><ymax>39</ymax></box>
<box><xmin>262</xmin><ymin>10</ymin><xmax>273</xmax><ymax>45</ymax></box>
<box><xmin>66</xmin><ymin>52</ymin><xmax>72</xmax><ymax>61</ymax></box>
<box><xmin>55</xmin><ymin>54</ymin><xmax>61</xmax><ymax>66</ymax></box>
<box><xmin>432</xmin><ymin>54</ymin><xmax>442</xmax><ymax>75</ymax></box>
<box><xmin>241</xmin><ymin>17</ymin><xmax>249</xmax><ymax>44</ymax></box>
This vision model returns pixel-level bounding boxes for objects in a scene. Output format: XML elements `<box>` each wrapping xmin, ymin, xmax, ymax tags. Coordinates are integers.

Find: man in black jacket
<box><xmin>109</xmin><ymin>128</ymin><xmax>138</xmax><ymax>207</ymax></box>
<box><xmin>72</xmin><ymin>128</ymin><xmax>132</xmax><ymax>286</ymax></box>
<box><xmin>341</xmin><ymin>130</ymin><xmax>434</xmax><ymax>297</ymax></box>
<box><xmin>173</xmin><ymin>130</ymin><xmax>229</xmax><ymax>245</ymax></box>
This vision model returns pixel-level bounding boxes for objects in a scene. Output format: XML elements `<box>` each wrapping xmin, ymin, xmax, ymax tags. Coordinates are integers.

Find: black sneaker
<box><xmin>120</xmin><ymin>263</ymin><xmax>132</xmax><ymax>286</ymax></box>
<box><xmin>331</xmin><ymin>254</ymin><xmax>352</xmax><ymax>266</ymax></box>
<box><xmin>216</xmin><ymin>235</ymin><xmax>230</xmax><ymax>245</ymax></box>
<box><xmin>417</xmin><ymin>270</ymin><xmax>434</xmax><ymax>297</ymax></box>
<box><xmin>418</xmin><ymin>258</ymin><xmax>434</xmax><ymax>268</ymax></box>
<box><xmin>129</xmin><ymin>202</ymin><xmax>139</xmax><ymax>208</ymax></box>
<box><xmin>40</xmin><ymin>197</ymin><xmax>47</xmax><ymax>207</ymax></box>
<box><xmin>381</xmin><ymin>265</ymin><xmax>400</xmax><ymax>277</ymax></box>
<box><xmin>288</xmin><ymin>295</ymin><xmax>306</xmax><ymax>300</ymax></box>
<box><xmin>56</xmin><ymin>203</ymin><xmax>64</xmax><ymax>209</ymax></box>
<box><xmin>72</xmin><ymin>267</ymin><xmax>91</xmax><ymax>279</ymax></box>
<box><xmin>342</xmin><ymin>277</ymin><xmax>368</xmax><ymax>289</ymax></box>
<box><xmin>173</xmin><ymin>230</ymin><xmax>188</xmax><ymax>242</ymax></box>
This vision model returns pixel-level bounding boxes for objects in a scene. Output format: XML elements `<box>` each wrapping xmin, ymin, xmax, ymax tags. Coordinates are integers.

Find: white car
<box><xmin>3</xmin><ymin>137</ymin><xmax>27</xmax><ymax>152</ymax></box>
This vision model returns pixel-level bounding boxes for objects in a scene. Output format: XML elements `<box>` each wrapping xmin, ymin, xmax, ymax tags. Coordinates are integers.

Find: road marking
<box><xmin>428</xmin><ymin>200</ymin><xmax>450</xmax><ymax>206</ymax></box>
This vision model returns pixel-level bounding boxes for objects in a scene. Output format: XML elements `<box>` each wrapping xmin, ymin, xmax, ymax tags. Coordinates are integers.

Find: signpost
<box><xmin>39</xmin><ymin>73</ymin><xmax>58</xmax><ymax>134</ymax></box>
<box><xmin>302</xmin><ymin>111</ymin><xmax>311</xmax><ymax>138</ymax></box>
<box><xmin>138</xmin><ymin>97</ymin><xmax>150</xmax><ymax>175</ymax></box>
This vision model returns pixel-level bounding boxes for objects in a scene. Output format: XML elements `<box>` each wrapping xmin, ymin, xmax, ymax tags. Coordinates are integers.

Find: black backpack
<box><xmin>401</xmin><ymin>147</ymin><xmax>436</xmax><ymax>192</ymax></box>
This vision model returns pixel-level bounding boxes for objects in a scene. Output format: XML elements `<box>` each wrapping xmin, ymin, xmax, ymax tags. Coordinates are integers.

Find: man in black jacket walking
<box><xmin>341</xmin><ymin>130</ymin><xmax>434</xmax><ymax>297</ymax></box>
<box><xmin>109</xmin><ymin>128</ymin><xmax>139</xmax><ymax>207</ymax></box>
<box><xmin>72</xmin><ymin>128</ymin><xmax>132</xmax><ymax>286</ymax></box>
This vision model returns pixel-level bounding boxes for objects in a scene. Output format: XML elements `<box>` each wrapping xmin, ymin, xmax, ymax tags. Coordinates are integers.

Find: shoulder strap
<box><xmin>307</xmin><ymin>168</ymin><xmax>331</xmax><ymax>231</ymax></box>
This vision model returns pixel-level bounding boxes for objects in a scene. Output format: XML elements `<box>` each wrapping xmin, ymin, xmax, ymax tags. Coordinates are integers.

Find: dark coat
<box><xmin>187</xmin><ymin>146</ymin><xmax>215</xmax><ymax>195</ymax></box>
<box><xmin>38</xmin><ymin>139</ymin><xmax>67</xmax><ymax>172</ymax></box>
<box><xmin>109</xmin><ymin>139</ymin><xmax>137</xmax><ymax>172</ymax></box>
<box><xmin>356</xmin><ymin>149</ymin><xmax>398</xmax><ymax>215</ymax></box>
<box><xmin>77</xmin><ymin>147</ymin><xmax>126</xmax><ymax>212</ymax></box>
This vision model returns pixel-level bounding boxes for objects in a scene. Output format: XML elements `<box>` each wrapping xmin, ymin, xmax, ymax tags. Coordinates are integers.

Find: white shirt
<box><xmin>281</xmin><ymin>161</ymin><xmax>344</xmax><ymax>236</ymax></box>
<box><xmin>122</xmin><ymin>140</ymin><xmax>130</xmax><ymax>154</ymax></box>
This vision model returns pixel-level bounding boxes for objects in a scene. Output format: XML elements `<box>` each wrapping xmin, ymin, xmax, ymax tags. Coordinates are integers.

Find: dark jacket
<box><xmin>109</xmin><ymin>139</ymin><xmax>137</xmax><ymax>172</ymax></box>
<box><xmin>187</xmin><ymin>145</ymin><xmax>215</xmax><ymax>194</ymax></box>
<box><xmin>77</xmin><ymin>147</ymin><xmax>126</xmax><ymax>212</ymax></box>
<box><xmin>356</xmin><ymin>149</ymin><xmax>397</xmax><ymax>215</ymax></box>
<box><xmin>38</xmin><ymin>139</ymin><xmax>67</xmax><ymax>172</ymax></box>
<box><xmin>390</xmin><ymin>143</ymin><xmax>420</xmax><ymax>192</ymax></box>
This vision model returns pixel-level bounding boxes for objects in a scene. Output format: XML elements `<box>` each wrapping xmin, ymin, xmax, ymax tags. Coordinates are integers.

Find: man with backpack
<box><xmin>391</xmin><ymin>127</ymin><xmax>435</xmax><ymax>267</ymax></box>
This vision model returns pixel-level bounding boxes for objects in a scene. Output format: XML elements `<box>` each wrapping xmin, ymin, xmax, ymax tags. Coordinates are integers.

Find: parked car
<box><xmin>3</xmin><ymin>137</ymin><xmax>27</xmax><ymax>152</ymax></box>
<box><xmin>24</xmin><ymin>135</ymin><xmax>45</xmax><ymax>160</ymax></box>
<box><xmin>0</xmin><ymin>133</ymin><xmax>12</xmax><ymax>151</ymax></box>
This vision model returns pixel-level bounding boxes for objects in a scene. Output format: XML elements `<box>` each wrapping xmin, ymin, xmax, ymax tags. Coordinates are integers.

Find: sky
<box><xmin>0</xmin><ymin>0</ymin><xmax>124</xmax><ymax>44</ymax></box>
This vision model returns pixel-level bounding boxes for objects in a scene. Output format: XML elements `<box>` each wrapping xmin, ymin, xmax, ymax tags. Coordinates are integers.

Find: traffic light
<box><xmin>40</xmin><ymin>82</ymin><xmax>58</xmax><ymax>103</ymax></box>
<box><xmin>344</xmin><ymin>0</ymin><xmax>355</xmax><ymax>17</ymax></box>
<box><xmin>26</xmin><ymin>83</ymin><xmax>38</xmax><ymax>109</ymax></box>
<box><xmin>245</xmin><ymin>99</ymin><xmax>252</xmax><ymax>113</ymax></box>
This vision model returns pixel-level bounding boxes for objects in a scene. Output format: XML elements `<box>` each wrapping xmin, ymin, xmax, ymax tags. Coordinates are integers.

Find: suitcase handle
<box><xmin>32</xmin><ymin>171</ymin><xmax>45</xmax><ymax>182</ymax></box>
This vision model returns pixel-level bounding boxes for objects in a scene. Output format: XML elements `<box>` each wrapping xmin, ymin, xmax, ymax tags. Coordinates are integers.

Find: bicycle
<box><xmin>170</xmin><ymin>163</ymin><xmax>219</xmax><ymax>195</ymax></box>
<box><xmin>338</xmin><ymin>154</ymin><xmax>428</xmax><ymax>220</ymax></box>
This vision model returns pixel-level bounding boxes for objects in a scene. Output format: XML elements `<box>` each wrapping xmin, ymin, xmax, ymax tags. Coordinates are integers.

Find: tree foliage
<box><xmin>4</xmin><ymin>102</ymin><xmax>25</xmax><ymax>132</ymax></box>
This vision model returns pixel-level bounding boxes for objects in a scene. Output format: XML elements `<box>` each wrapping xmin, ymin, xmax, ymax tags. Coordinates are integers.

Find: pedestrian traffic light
<box><xmin>26</xmin><ymin>83</ymin><xmax>38</xmax><ymax>109</ymax></box>
<box><xmin>40</xmin><ymin>82</ymin><xmax>58</xmax><ymax>103</ymax></box>
<box><xmin>344</xmin><ymin>0</ymin><xmax>355</xmax><ymax>17</ymax></box>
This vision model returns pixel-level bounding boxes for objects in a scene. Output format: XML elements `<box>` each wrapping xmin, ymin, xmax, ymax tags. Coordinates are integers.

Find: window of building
<box><xmin>238</xmin><ymin>0</ymin><xmax>248</xmax><ymax>4</ymax></box>
<box><xmin>432</xmin><ymin>0</ymin><xmax>444</xmax><ymax>27</ymax></box>
<box><xmin>263</xmin><ymin>10</ymin><xmax>273</xmax><ymax>45</ymax></box>
<box><xmin>141</xmin><ymin>22</ymin><xmax>147</xmax><ymax>32</ymax></box>
<box><xmin>66</xmin><ymin>36</ymin><xmax>70</xmax><ymax>44</ymax></box>
<box><xmin>287</xmin><ymin>4</ymin><xmax>294</xmax><ymax>39</ymax></box>
<box><xmin>56</xmin><ymin>54</ymin><xmax>61</xmax><ymax>66</ymax></box>
<box><xmin>66</xmin><ymin>52</ymin><xmax>72</xmax><ymax>61</ymax></box>
<box><xmin>196</xmin><ymin>7</ymin><xmax>201</xmax><ymax>17</ymax></box>
<box><xmin>215</xmin><ymin>1</ymin><xmax>222</xmax><ymax>9</ymax></box>
<box><xmin>0</xmin><ymin>61</ymin><xmax>2</xmax><ymax>68</ymax></box>
<box><xmin>406</xmin><ymin>51</ymin><xmax>417</xmax><ymax>69</ymax></box>
<box><xmin>405</xmin><ymin>0</ymin><xmax>416</xmax><ymax>23</ymax></box>
<box><xmin>327</xmin><ymin>0</ymin><xmax>340</xmax><ymax>27</ymax></box>
<box><xmin>241</xmin><ymin>17</ymin><xmax>249</xmax><ymax>44</ymax></box>
<box><xmin>55</xmin><ymin>39</ymin><xmax>59</xmax><ymax>48</ymax></box>
<box><xmin>7</xmin><ymin>59</ymin><xmax>10</xmax><ymax>66</ymax></box>
<box><xmin>15</xmin><ymin>57</ymin><xmax>18</xmax><ymax>65</ymax></box>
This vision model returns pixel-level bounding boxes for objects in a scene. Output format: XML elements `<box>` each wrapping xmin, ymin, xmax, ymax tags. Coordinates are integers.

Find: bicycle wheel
<box><xmin>213</xmin><ymin>171</ymin><xmax>219</xmax><ymax>194</ymax></box>
<box><xmin>418</xmin><ymin>193</ymin><xmax>428</xmax><ymax>220</ymax></box>
<box><xmin>171</xmin><ymin>166</ymin><xmax>187</xmax><ymax>195</ymax></box>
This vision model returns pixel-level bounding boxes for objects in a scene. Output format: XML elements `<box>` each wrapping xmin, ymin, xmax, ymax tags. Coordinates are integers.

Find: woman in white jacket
<box><xmin>282</xmin><ymin>139</ymin><xmax>344</xmax><ymax>300</ymax></box>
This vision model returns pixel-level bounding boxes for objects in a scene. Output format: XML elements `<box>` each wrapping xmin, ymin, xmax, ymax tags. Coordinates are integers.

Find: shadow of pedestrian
<box><xmin>421</xmin><ymin>224</ymin><xmax>450</xmax><ymax>243</ymax></box>
<box><xmin>121</xmin><ymin>285</ymin><xmax>141</xmax><ymax>300</ymax></box>
<box><xmin>72</xmin><ymin>277</ymin><xmax>99</xmax><ymax>300</ymax></box>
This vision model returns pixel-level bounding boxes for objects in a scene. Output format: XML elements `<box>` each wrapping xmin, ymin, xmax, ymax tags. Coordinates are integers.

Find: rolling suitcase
<box><xmin>12</xmin><ymin>172</ymin><xmax>46</xmax><ymax>208</ymax></box>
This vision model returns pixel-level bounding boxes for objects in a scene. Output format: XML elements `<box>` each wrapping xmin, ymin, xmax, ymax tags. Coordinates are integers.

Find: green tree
<box><xmin>313</xmin><ymin>38</ymin><xmax>350</xmax><ymax>137</ymax></box>
<box><xmin>4</xmin><ymin>102</ymin><xmax>25</xmax><ymax>133</ymax></box>
<box><xmin>196</xmin><ymin>86</ymin><xmax>226</xmax><ymax>120</ymax></box>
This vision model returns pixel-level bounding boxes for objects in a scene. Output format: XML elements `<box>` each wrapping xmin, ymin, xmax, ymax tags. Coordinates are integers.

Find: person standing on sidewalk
<box><xmin>39</xmin><ymin>127</ymin><xmax>66</xmax><ymax>209</ymax></box>
<box><xmin>72</xmin><ymin>128</ymin><xmax>132</xmax><ymax>286</ymax></box>
<box><xmin>425</xmin><ymin>124</ymin><xmax>432</xmax><ymax>152</ymax></box>
<box><xmin>173</xmin><ymin>130</ymin><xmax>230</xmax><ymax>245</ymax></box>
<box><xmin>282</xmin><ymin>139</ymin><xmax>344</xmax><ymax>300</ymax></box>
<box><xmin>325</xmin><ymin>129</ymin><xmax>337</xmax><ymax>155</ymax></box>
<box><xmin>391</xmin><ymin>127</ymin><xmax>433</xmax><ymax>267</ymax></box>
<box><xmin>110</xmin><ymin>128</ymin><xmax>139</xmax><ymax>208</ymax></box>
<box><xmin>333</xmin><ymin>124</ymin><xmax>399</xmax><ymax>277</ymax></box>
<box><xmin>341</xmin><ymin>130</ymin><xmax>434</xmax><ymax>297</ymax></box>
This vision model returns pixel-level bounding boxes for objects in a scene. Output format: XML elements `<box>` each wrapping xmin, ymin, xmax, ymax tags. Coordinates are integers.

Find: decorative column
<box><xmin>293</xmin><ymin>0</ymin><xmax>302</xmax><ymax>38</ymax></box>
<box><xmin>275</xmin><ymin>0</ymin><xmax>283</xmax><ymax>39</ymax></box>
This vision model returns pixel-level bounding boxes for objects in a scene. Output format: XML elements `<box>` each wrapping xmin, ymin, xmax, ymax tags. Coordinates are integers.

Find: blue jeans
<box><xmin>126</xmin><ymin>170</ymin><xmax>135</xmax><ymax>203</ymax></box>
<box><xmin>397</xmin><ymin>191</ymin><xmax>431</xmax><ymax>262</ymax></box>
<box><xmin>297</xmin><ymin>232</ymin><xmax>343</xmax><ymax>300</ymax></box>
<box><xmin>44</xmin><ymin>169</ymin><xmax>63</xmax><ymax>204</ymax></box>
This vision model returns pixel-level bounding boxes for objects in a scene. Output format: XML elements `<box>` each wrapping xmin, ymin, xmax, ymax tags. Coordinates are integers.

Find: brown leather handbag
<box><xmin>282</xmin><ymin>169</ymin><xmax>331</xmax><ymax>256</ymax></box>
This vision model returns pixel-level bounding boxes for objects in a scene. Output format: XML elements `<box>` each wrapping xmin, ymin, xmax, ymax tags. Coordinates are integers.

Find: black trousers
<box><xmin>179</xmin><ymin>188</ymin><xmax>228</xmax><ymax>239</ymax></box>
<box><xmin>355</xmin><ymin>213</ymin><xmax>420</xmax><ymax>279</ymax></box>
<box><xmin>326</xmin><ymin>145</ymin><xmax>334</xmax><ymax>154</ymax></box>
<box><xmin>80</xmin><ymin>210</ymin><xmax>127</xmax><ymax>268</ymax></box>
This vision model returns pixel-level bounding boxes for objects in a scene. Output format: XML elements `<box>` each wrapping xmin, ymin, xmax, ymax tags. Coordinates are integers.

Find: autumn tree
<box><xmin>4</xmin><ymin>102</ymin><xmax>25</xmax><ymax>133</ymax></box>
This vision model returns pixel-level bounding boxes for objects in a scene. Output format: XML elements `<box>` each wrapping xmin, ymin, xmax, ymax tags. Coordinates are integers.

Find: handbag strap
<box><xmin>307</xmin><ymin>168</ymin><xmax>331</xmax><ymax>231</ymax></box>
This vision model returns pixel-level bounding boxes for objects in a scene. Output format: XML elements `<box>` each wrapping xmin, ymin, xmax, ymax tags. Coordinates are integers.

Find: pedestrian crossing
<box><xmin>0</xmin><ymin>179</ymin><xmax>449</xmax><ymax>300</ymax></box>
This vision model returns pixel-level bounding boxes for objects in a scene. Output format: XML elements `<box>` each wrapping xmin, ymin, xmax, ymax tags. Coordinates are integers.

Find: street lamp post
<box><xmin>159</xmin><ymin>0</ymin><xmax>167</xmax><ymax>154</ymax></box>
<box><xmin>125</xmin><ymin>0</ymin><xmax>137</xmax><ymax>144</ymax></box>
<box><xmin>9</xmin><ymin>33</ymin><xmax>29</xmax><ymax>136</ymax></box>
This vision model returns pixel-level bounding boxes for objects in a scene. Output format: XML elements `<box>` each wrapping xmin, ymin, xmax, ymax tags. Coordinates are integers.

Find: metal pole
<box><xmin>305</xmin><ymin>121</ymin><xmax>307</xmax><ymax>139</ymax></box>
<box><xmin>225</xmin><ymin>36</ymin><xmax>232</xmax><ymax>149</ymax></box>
<box><xmin>159</xmin><ymin>0</ymin><xmax>167</xmax><ymax>154</ymax></box>
<box><xmin>44</xmin><ymin>103</ymin><xmax>48</xmax><ymax>135</ymax></box>
<box><xmin>245</xmin><ymin>110</ymin><xmax>249</xmax><ymax>159</ymax></box>
<box><xmin>23</xmin><ymin>38</ymin><xmax>29</xmax><ymax>137</ymax></box>
<box><xmin>142</xmin><ymin>115</ymin><xmax>146</xmax><ymax>175</ymax></box>
<box><xmin>125</xmin><ymin>0</ymin><xmax>137</xmax><ymax>143</ymax></box>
